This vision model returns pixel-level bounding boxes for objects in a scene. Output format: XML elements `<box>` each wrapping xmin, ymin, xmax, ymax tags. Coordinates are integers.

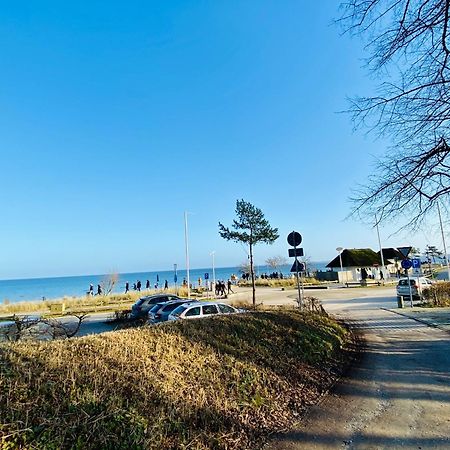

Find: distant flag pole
<box><xmin>184</xmin><ymin>211</ymin><xmax>190</xmax><ymax>299</ymax></box>
<box><xmin>210</xmin><ymin>251</ymin><xmax>216</xmax><ymax>296</ymax></box>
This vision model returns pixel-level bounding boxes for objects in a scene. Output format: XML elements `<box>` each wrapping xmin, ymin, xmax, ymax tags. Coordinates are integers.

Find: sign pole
<box><xmin>407</xmin><ymin>269</ymin><xmax>413</xmax><ymax>307</ymax></box>
<box><xmin>293</xmin><ymin>232</ymin><xmax>303</xmax><ymax>310</ymax></box>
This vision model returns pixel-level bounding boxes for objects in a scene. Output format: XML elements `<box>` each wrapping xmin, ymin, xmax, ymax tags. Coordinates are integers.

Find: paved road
<box><xmin>268</xmin><ymin>288</ymin><xmax>450</xmax><ymax>449</ymax></box>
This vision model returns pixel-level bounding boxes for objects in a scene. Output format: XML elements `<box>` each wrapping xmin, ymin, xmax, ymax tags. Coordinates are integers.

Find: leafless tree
<box><xmin>0</xmin><ymin>315</ymin><xmax>40</xmax><ymax>342</ymax></box>
<box><xmin>41</xmin><ymin>313</ymin><xmax>88</xmax><ymax>339</ymax></box>
<box><xmin>0</xmin><ymin>314</ymin><xmax>88</xmax><ymax>342</ymax></box>
<box><xmin>266</xmin><ymin>256</ymin><xmax>288</xmax><ymax>271</ymax></box>
<box><xmin>101</xmin><ymin>272</ymin><xmax>119</xmax><ymax>296</ymax></box>
<box><xmin>340</xmin><ymin>0</ymin><xmax>450</xmax><ymax>226</ymax></box>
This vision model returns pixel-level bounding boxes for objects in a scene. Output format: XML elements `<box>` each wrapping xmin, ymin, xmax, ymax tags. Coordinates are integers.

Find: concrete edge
<box><xmin>381</xmin><ymin>307</ymin><xmax>450</xmax><ymax>334</ymax></box>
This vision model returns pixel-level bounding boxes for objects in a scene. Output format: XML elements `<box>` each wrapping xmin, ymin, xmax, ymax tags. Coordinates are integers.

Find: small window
<box><xmin>185</xmin><ymin>307</ymin><xmax>201</xmax><ymax>317</ymax></box>
<box><xmin>202</xmin><ymin>305</ymin><xmax>219</xmax><ymax>315</ymax></box>
<box><xmin>218</xmin><ymin>304</ymin><xmax>235</xmax><ymax>314</ymax></box>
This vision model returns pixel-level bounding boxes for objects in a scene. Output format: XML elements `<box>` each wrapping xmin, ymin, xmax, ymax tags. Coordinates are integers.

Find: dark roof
<box><xmin>326</xmin><ymin>248</ymin><xmax>381</xmax><ymax>268</ymax></box>
<box><xmin>377</xmin><ymin>248</ymin><xmax>403</xmax><ymax>261</ymax></box>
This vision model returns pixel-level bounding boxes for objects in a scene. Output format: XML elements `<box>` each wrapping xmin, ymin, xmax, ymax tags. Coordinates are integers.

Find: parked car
<box><xmin>147</xmin><ymin>299</ymin><xmax>192</xmax><ymax>324</ymax></box>
<box><xmin>167</xmin><ymin>301</ymin><xmax>242</xmax><ymax>321</ymax></box>
<box><xmin>396</xmin><ymin>276</ymin><xmax>434</xmax><ymax>301</ymax></box>
<box><xmin>131</xmin><ymin>294</ymin><xmax>181</xmax><ymax>318</ymax></box>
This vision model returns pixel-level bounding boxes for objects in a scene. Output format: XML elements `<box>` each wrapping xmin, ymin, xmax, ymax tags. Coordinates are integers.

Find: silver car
<box><xmin>167</xmin><ymin>301</ymin><xmax>241</xmax><ymax>321</ymax></box>
<box><xmin>396</xmin><ymin>276</ymin><xmax>434</xmax><ymax>301</ymax></box>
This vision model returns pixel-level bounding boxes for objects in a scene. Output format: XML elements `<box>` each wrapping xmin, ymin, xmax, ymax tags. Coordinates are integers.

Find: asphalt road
<box><xmin>267</xmin><ymin>286</ymin><xmax>450</xmax><ymax>450</ymax></box>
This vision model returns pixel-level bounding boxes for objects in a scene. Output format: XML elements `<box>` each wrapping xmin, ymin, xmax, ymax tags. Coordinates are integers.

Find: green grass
<box><xmin>0</xmin><ymin>310</ymin><xmax>354</xmax><ymax>449</ymax></box>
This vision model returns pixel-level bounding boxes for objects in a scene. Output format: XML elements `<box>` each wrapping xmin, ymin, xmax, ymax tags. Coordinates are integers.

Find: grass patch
<box><xmin>0</xmin><ymin>310</ymin><xmax>354</xmax><ymax>449</ymax></box>
<box><xmin>238</xmin><ymin>277</ymin><xmax>321</xmax><ymax>288</ymax></box>
<box><xmin>421</xmin><ymin>281</ymin><xmax>450</xmax><ymax>307</ymax></box>
<box><xmin>0</xmin><ymin>288</ymin><xmax>194</xmax><ymax>317</ymax></box>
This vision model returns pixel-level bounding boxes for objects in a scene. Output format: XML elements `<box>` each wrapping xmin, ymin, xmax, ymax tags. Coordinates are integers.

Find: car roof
<box><xmin>139</xmin><ymin>294</ymin><xmax>180</xmax><ymax>301</ymax></box>
<box><xmin>182</xmin><ymin>301</ymin><xmax>228</xmax><ymax>308</ymax></box>
<box><xmin>155</xmin><ymin>299</ymin><xmax>191</xmax><ymax>306</ymax></box>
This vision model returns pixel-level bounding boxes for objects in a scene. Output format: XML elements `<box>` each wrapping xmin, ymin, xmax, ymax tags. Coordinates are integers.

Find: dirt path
<box><xmin>268</xmin><ymin>308</ymin><xmax>450</xmax><ymax>449</ymax></box>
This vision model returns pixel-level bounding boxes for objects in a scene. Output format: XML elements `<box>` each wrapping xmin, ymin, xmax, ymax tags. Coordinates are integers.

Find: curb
<box><xmin>381</xmin><ymin>307</ymin><xmax>450</xmax><ymax>334</ymax></box>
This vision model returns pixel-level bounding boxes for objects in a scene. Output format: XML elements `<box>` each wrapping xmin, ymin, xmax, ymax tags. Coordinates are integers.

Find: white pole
<box><xmin>184</xmin><ymin>211</ymin><xmax>190</xmax><ymax>299</ymax></box>
<box><xmin>336</xmin><ymin>247</ymin><xmax>344</xmax><ymax>286</ymax></box>
<box><xmin>437</xmin><ymin>202</ymin><xmax>450</xmax><ymax>281</ymax></box>
<box><xmin>375</xmin><ymin>214</ymin><xmax>386</xmax><ymax>282</ymax></box>
<box><xmin>211</xmin><ymin>251</ymin><xmax>216</xmax><ymax>297</ymax></box>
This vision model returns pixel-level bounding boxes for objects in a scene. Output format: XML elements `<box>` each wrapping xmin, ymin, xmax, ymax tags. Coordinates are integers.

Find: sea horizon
<box><xmin>0</xmin><ymin>262</ymin><xmax>329</xmax><ymax>304</ymax></box>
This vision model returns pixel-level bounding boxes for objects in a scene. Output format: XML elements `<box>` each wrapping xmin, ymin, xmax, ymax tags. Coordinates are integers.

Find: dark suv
<box><xmin>131</xmin><ymin>294</ymin><xmax>181</xmax><ymax>319</ymax></box>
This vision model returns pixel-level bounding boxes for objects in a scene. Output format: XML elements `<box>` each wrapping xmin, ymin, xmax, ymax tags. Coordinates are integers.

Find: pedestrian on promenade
<box><xmin>227</xmin><ymin>279</ymin><xmax>234</xmax><ymax>294</ymax></box>
<box><xmin>88</xmin><ymin>284</ymin><xmax>94</xmax><ymax>296</ymax></box>
<box><xmin>164</xmin><ymin>280</ymin><xmax>168</xmax><ymax>290</ymax></box>
<box><xmin>97</xmin><ymin>284</ymin><xmax>102</xmax><ymax>296</ymax></box>
<box><xmin>146</xmin><ymin>279</ymin><xmax>150</xmax><ymax>289</ymax></box>
<box><xmin>125</xmin><ymin>282</ymin><xmax>129</xmax><ymax>294</ymax></box>
<box><xmin>137</xmin><ymin>280</ymin><xmax>141</xmax><ymax>292</ymax></box>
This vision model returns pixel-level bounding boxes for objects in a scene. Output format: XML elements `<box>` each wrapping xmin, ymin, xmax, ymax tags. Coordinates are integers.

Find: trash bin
<box><xmin>397</xmin><ymin>296</ymin><xmax>404</xmax><ymax>308</ymax></box>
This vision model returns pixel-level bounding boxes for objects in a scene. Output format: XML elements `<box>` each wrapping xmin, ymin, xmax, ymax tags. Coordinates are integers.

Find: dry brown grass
<box><xmin>0</xmin><ymin>310</ymin><xmax>354</xmax><ymax>449</ymax></box>
<box><xmin>0</xmin><ymin>288</ymin><xmax>188</xmax><ymax>317</ymax></box>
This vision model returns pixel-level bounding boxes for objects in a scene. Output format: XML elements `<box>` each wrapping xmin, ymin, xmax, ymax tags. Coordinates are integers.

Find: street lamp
<box><xmin>210</xmin><ymin>251</ymin><xmax>216</xmax><ymax>297</ymax></box>
<box><xmin>336</xmin><ymin>247</ymin><xmax>344</xmax><ymax>286</ymax></box>
<box><xmin>184</xmin><ymin>211</ymin><xmax>191</xmax><ymax>299</ymax></box>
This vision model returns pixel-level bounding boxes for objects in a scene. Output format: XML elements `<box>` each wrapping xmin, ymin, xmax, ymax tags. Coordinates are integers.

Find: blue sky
<box><xmin>0</xmin><ymin>1</ymin><xmax>442</xmax><ymax>279</ymax></box>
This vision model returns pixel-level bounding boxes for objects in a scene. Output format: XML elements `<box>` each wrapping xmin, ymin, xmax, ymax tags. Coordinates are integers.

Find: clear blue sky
<box><xmin>0</xmin><ymin>1</ymin><xmax>440</xmax><ymax>279</ymax></box>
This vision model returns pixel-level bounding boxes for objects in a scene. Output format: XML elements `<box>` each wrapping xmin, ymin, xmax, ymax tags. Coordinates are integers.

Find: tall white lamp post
<box><xmin>336</xmin><ymin>247</ymin><xmax>344</xmax><ymax>286</ymax></box>
<box><xmin>210</xmin><ymin>251</ymin><xmax>216</xmax><ymax>297</ymax></box>
<box><xmin>184</xmin><ymin>211</ymin><xmax>191</xmax><ymax>299</ymax></box>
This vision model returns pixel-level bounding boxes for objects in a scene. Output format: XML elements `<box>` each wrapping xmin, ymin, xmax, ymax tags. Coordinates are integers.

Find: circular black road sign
<box><xmin>287</xmin><ymin>231</ymin><xmax>302</xmax><ymax>247</ymax></box>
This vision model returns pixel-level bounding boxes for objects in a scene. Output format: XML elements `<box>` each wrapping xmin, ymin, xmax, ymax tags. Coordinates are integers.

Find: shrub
<box><xmin>422</xmin><ymin>281</ymin><xmax>450</xmax><ymax>307</ymax></box>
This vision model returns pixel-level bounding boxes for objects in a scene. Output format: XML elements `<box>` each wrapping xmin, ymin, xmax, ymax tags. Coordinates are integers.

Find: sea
<box><xmin>0</xmin><ymin>262</ymin><xmax>329</xmax><ymax>304</ymax></box>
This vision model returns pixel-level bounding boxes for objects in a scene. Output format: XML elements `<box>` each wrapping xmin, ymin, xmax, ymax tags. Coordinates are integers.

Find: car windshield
<box><xmin>218</xmin><ymin>304</ymin><xmax>236</xmax><ymax>314</ymax></box>
<box><xmin>171</xmin><ymin>305</ymin><xmax>188</xmax><ymax>317</ymax></box>
<box><xmin>399</xmin><ymin>279</ymin><xmax>416</xmax><ymax>286</ymax></box>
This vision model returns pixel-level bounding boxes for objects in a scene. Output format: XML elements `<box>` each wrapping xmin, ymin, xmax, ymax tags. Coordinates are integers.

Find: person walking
<box><xmin>164</xmin><ymin>280</ymin><xmax>168</xmax><ymax>290</ymax></box>
<box><xmin>146</xmin><ymin>279</ymin><xmax>150</xmax><ymax>290</ymax></box>
<box><xmin>137</xmin><ymin>280</ymin><xmax>142</xmax><ymax>292</ymax></box>
<box><xmin>88</xmin><ymin>284</ymin><xmax>94</xmax><ymax>296</ymax></box>
<box><xmin>227</xmin><ymin>279</ymin><xmax>234</xmax><ymax>294</ymax></box>
<box><xmin>97</xmin><ymin>284</ymin><xmax>102</xmax><ymax>296</ymax></box>
<box><xmin>125</xmin><ymin>281</ymin><xmax>129</xmax><ymax>294</ymax></box>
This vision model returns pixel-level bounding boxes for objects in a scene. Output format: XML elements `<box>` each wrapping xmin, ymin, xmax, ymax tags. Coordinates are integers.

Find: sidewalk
<box><xmin>387</xmin><ymin>306</ymin><xmax>450</xmax><ymax>333</ymax></box>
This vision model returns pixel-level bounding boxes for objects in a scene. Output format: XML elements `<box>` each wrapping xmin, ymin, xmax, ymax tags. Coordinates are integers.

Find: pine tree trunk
<box><xmin>249</xmin><ymin>242</ymin><xmax>255</xmax><ymax>308</ymax></box>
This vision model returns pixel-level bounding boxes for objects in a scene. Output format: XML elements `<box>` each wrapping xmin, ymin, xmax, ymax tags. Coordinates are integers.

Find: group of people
<box><xmin>87</xmin><ymin>284</ymin><xmax>102</xmax><ymax>296</ymax></box>
<box><xmin>124</xmin><ymin>279</ymin><xmax>169</xmax><ymax>293</ymax></box>
<box><xmin>215</xmin><ymin>279</ymin><xmax>234</xmax><ymax>296</ymax></box>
